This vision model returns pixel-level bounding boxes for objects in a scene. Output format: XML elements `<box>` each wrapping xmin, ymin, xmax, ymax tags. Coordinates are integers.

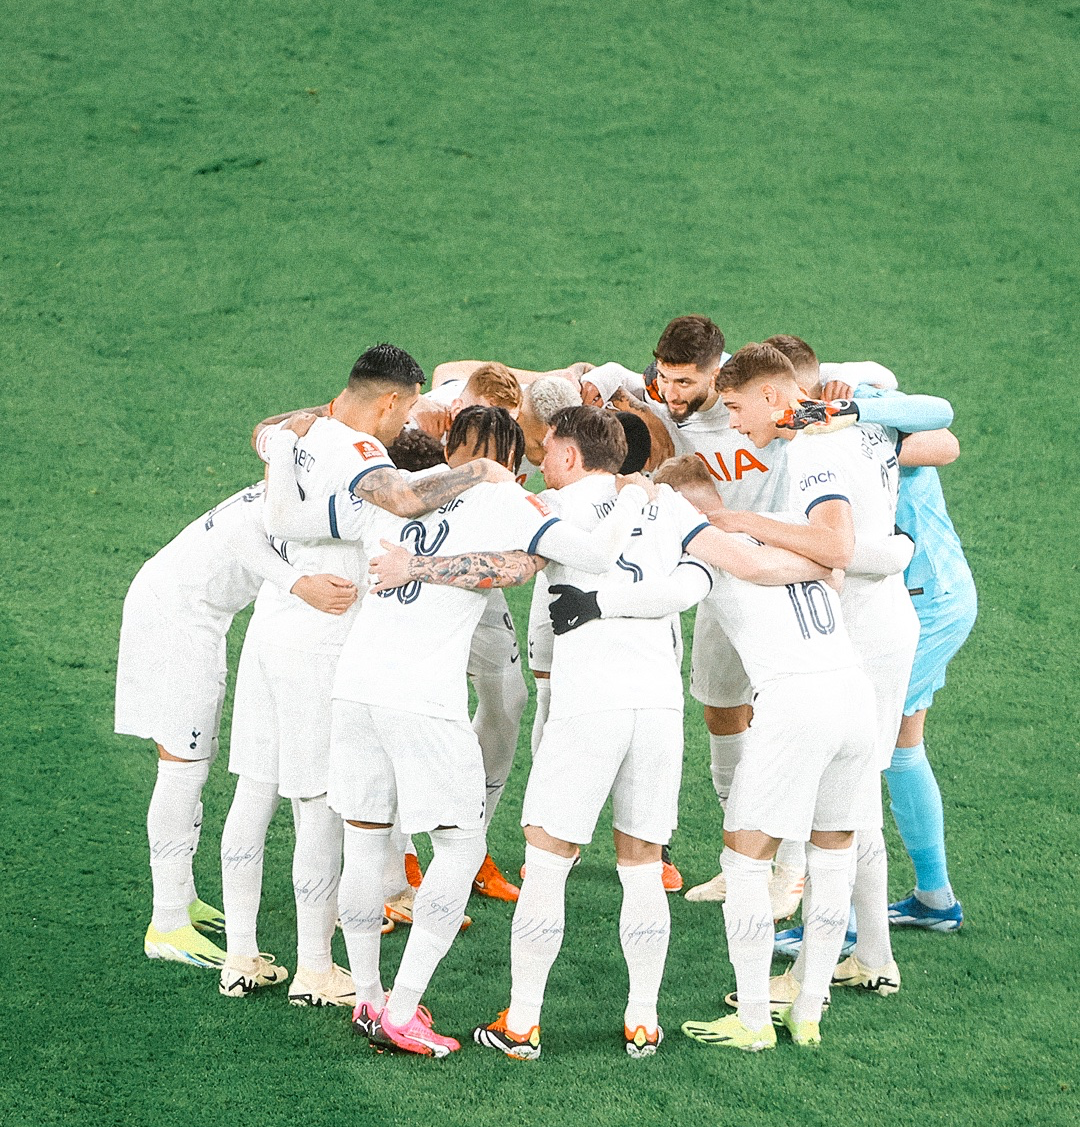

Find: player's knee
<box><xmin>704</xmin><ymin>704</ymin><xmax>751</xmax><ymax>736</ymax></box>
<box><xmin>886</xmin><ymin>742</ymin><xmax>929</xmax><ymax>775</ymax></box>
<box><xmin>523</xmin><ymin>824</ymin><xmax>578</xmax><ymax>858</ymax></box>
<box><xmin>613</xmin><ymin>832</ymin><xmax>661</xmax><ymax>867</ymax></box>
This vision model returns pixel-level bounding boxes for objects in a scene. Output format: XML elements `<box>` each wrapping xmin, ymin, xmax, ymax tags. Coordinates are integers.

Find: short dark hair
<box><xmin>348</xmin><ymin>343</ymin><xmax>426</xmax><ymax>391</ymax></box>
<box><xmin>615</xmin><ymin>411</ymin><xmax>651</xmax><ymax>474</ymax></box>
<box><xmin>445</xmin><ymin>406</ymin><xmax>526</xmax><ymax>472</ymax></box>
<box><xmin>386</xmin><ymin>428</ymin><xmax>447</xmax><ymax>473</ymax></box>
<box><xmin>718</xmin><ymin>343</ymin><xmax>797</xmax><ymax>391</ymax></box>
<box><xmin>764</xmin><ymin>335</ymin><xmax>818</xmax><ymax>373</ymax></box>
<box><xmin>653</xmin><ymin>315</ymin><xmax>726</xmax><ymax>369</ymax></box>
<box><xmin>549</xmin><ymin>406</ymin><xmax>628</xmax><ymax>474</ymax></box>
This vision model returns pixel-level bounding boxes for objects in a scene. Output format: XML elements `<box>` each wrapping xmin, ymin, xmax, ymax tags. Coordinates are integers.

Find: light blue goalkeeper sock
<box><xmin>884</xmin><ymin>742</ymin><xmax>953</xmax><ymax>902</ymax></box>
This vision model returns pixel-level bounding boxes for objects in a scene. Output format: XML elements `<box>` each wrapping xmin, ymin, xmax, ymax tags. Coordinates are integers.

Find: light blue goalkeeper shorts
<box><xmin>904</xmin><ymin>579</ymin><xmax>977</xmax><ymax>715</ymax></box>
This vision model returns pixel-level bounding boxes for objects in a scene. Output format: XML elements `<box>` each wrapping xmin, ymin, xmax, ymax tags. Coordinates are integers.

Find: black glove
<box><xmin>548</xmin><ymin>584</ymin><xmax>602</xmax><ymax>635</ymax></box>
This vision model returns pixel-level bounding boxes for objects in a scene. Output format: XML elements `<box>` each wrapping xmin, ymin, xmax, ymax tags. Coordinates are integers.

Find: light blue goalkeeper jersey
<box><xmin>853</xmin><ymin>385</ymin><xmax>973</xmax><ymax>601</ymax></box>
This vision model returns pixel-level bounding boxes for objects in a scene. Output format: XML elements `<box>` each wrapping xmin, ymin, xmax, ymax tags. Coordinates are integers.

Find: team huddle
<box><xmin>115</xmin><ymin>315</ymin><xmax>976</xmax><ymax>1058</ymax></box>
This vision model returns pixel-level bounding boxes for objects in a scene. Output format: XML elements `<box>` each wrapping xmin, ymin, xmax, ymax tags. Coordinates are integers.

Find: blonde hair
<box><xmin>653</xmin><ymin>454</ymin><xmax>716</xmax><ymax>490</ymax></box>
<box><xmin>464</xmin><ymin>363</ymin><xmax>522</xmax><ymax>412</ymax></box>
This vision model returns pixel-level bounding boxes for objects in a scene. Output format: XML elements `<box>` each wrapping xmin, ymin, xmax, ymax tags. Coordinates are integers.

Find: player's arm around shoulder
<box><xmin>353</xmin><ymin>459</ymin><xmax>513</xmax><ymax>518</ymax></box>
<box><xmin>685</xmin><ymin>523</ymin><xmax>838</xmax><ymax>585</ymax></box>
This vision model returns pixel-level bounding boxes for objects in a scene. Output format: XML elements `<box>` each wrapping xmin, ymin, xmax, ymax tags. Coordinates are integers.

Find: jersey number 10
<box><xmin>785</xmin><ymin>581</ymin><xmax>835</xmax><ymax>639</ymax></box>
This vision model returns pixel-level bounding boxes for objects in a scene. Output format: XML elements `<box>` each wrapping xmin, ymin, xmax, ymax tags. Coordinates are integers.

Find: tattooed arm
<box><xmin>354</xmin><ymin>460</ymin><xmax>513</xmax><ymax>518</ymax></box>
<box><xmin>367</xmin><ymin>540</ymin><xmax>543</xmax><ymax>593</ymax></box>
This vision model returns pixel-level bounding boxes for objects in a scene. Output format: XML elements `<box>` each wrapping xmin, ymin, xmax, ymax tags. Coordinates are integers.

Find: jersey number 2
<box><xmin>379</xmin><ymin>520</ymin><xmax>451</xmax><ymax>605</ymax></box>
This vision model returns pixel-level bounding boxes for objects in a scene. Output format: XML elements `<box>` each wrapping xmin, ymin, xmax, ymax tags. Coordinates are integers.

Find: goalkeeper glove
<box><xmin>773</xmin><ymin>398</ymin><xmax>859</xmax><ymax>434</ymax></box>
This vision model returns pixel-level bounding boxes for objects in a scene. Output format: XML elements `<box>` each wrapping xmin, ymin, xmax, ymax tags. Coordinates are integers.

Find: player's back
<box><xmin>546</xmin><ymin>480</ymin><xmax>708</xmax><ymax>719</ymax></box>
<box><xmin>334</xmin><ymin>480</ymin><xmax>556</xmax><ymax>722</ymax></box>
<box><xmin>250</xmin><ymin>416</ymin><xmax>380</xmax><ymax>651</ymax></box>
<box><xmin>135</xmin><ymin>482</ymin><xmax>272</xmax><ymax>631</ymax></box>
<box><xmin>706</xmin><ymin>561</ymin><xmax>859</xmax><ymax>688</ymax></box>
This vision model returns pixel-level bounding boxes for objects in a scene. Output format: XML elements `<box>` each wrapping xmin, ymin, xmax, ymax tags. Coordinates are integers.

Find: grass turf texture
<box><xmin>1</xmin><ymin>0</ymin><xmax>1077</xmax><ymax>1124</ymax></box>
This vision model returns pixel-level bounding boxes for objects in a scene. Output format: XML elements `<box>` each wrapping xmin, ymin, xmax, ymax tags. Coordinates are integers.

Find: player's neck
<box><xmin>330</xmin><ymin>388</ymin><xmax>380</xmax><ymax>434</ymax></box>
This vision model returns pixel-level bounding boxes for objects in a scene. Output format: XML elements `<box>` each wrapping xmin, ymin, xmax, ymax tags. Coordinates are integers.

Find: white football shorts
<box><xmin>114</xmin><ymin>578</ymin><xmax>225</xmax><ymax>761</ymax></box>
<box><xmin>521</xmin><ymin>708</ymin><xmax>684</xmax><ymax>845</ymax></box>
<box><xmin>724</xmin><ymin>669</ymin><xmax>880</xmax><ymax>841</ymax></box>
<box><xmin>689</xmin><ymin>602</ymin><xmax>752</xmax><ymax>709</ymax></box>
<box><xmin>328</xmin><ymin>701</ymin><xmax>487</xmax><ymax>835</ymax></box>
<box><xmin>228</xmin><ymin>637</ymin><xmax>338</xmax><ymax>798</ymax></box>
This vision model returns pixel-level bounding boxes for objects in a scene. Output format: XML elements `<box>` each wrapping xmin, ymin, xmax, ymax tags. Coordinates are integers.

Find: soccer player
<box><xmin>710</xmin><ymin>342</ymin><xmax>957</xmax><ymax>995</ymax></box>
<box><xmin>368</xmin><ymin>406</ymin><xmax>835</xmax><ymax>1058</ymax></box>
<box><xmin>408</xmin><ymin>362</ymin><xmax>523</xmax><ymax>442</ymax></box>
<box><xmin>116</xmin><ymin>482</ymin><xmax>357</xmax><ymax>969</ymax></box>
<box><xmin>546</xmin><ymin>480</ymin><xmax>878</xmax><ymax>1051</ymax></box>
<box><xmin>804</xmin><ymin>376</ymin><xmax>977</xmax><ymax>930</ymax></box>
<box><xmin>321</xmin><ymin>407</ymin><xmax>654</xmax><ymax>1056</ymax></box>
<box><xmin>219</xmin><ymin>344</ymin><xmax>513</xmax><ymax>1006</ymax></box>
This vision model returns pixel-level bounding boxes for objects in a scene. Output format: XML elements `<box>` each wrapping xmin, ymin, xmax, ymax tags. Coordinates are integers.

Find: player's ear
<box><xmin>449</xmin><ymin>397</ymin><xmax>463</xmax><ymax>419</ymax></box>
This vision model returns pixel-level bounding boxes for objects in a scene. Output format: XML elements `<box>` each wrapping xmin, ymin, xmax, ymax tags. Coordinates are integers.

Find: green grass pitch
<box><xmin>1</xmin><ymin>1</ymin><xmax>1077</xmax><ymax>1124</ymax></box>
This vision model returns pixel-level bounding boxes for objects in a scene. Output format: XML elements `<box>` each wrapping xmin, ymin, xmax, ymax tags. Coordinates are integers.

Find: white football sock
<box><xmin>709</xmin><ymin>733</ymin><xmax>745</xmax><ymax>806</ymax></box>
<box><xmin>339</xmin><ymin>823</ymin><xmax>390</xmax><ymax>1009</ymax></box>
<box><xmin>852</xmin><ymin>828</ymin><xmax>894</xmax><ymax>968</ymax></box>
<box><xmin>386</xmin><ymin>826</ymin><xmax>487</xmax><ymax>1026</ymax></box>
<box><xmin>617</xmin><ymin>860</ymin><xmax>670</xmax><ymax>1033</ymax></box>
<box><xmin>472</xmin><ymin>668</ymin><xmax>528</xmax><ymax>823</ymax></box>
<box><xmin>774</xmin><ymin>838</ymin><xmax>806</xmax><ymax>876</ymax></box>
<box><xmin>220</xmin><ymin>775</ymin><xmax>280</xmax><ymax>957</ymax></box>
<box><xmin>382</xmin><ymin>826</ymin><xmax>411</xmax><ymax>901</ymax></box>
<box><xmin>291</xmin><ymin>795</ymin><xmax>343</xmax><ymax>974</ymax></box>
<box><xmin>720</xmin><ymin>847</ymin><xmax>774</xmax><ymax>1031</ymax></box>
<box><xmin>506</xmin><ymin>843</ymin><xmax>576</xmax><ymax>1033</ymax></box>
<box><xmin>181</xmin><ymin>798</ymin><xmax>205</xmax><ymax>906</ymax></box>
<box><xmin>148</xmin><ymin>757</ymin><xmax>210</xmax><ymax>932</ymax></box>
<box><xmin>795</xmin><ymin>843</ymin><xmax>854</xmax><ymax>1024</ymax></box>
<box><xmin>530</xmin><ymin>678</ymin><xmax>551</xmax><ymax>756</ymax></box>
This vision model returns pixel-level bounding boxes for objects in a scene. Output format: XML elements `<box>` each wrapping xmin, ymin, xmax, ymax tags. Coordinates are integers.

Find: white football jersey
<box><xmin>645</xmin><ymin>396</ymin><xmax>790</xmax><ymax>512</ymax></box>
<box><xmin>785</xmin><ymin>424</ymin><xmax>912</xmax><ymax>644</ymax></box>
<box><xmin>248</xmin><ymin>416</ymin><xmax>394</xmax><ymax>654</ymax></box>
<box><xmin>698</xmin><ymin>556</ymin><xmax>859</xmax><ymax>687</ymax></box>
<box><xmin>543</xmin><ymin>477</ymin><xmax>709</xmax><ymax>720</ymax></box>
<box><xmin>131</xmin><ymin>481</ymin><xmax>303</xmax><ymax>634</ymax></box>
<box><xmin>332</xmin><ymin>481</ymin><xmax>559</xmax><ymax>720</ymax></box>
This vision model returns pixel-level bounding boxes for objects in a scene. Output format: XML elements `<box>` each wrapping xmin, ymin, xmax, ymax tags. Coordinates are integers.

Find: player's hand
<box><xmin>616</xmin><ymin>472</ymin><xmax>658</xmax><ymax>502</ymax></box>
<box><xmin>477</xmin><ymin>457</ymin><xmax>515</xmax><ymax>483</ymax></box>
<box><xmin>284</xmin><ymin>412</ymin><xmax>319</xmax><ymax>438</ymax></box>
<box><xmin>821</xmin><ymin>380</ymin><xmax>855</xmax><ymax>401</ymax></box>
<box><xmin>367</xmin><ymin>539</ymin><xmax>414</xmax><ymax>593</ymax></box>
<box><xmin>773</xmin><ymin>398</ymin><xmax>859</xmax><ymax>435</ymax></box>
<box><xmin>579</xmin><ymin>379</ymin><xmax>604</xmax><ymax>408</ymax></box>
<box><xmin>291</xmin><ymin>574</ymin><xmax>358</xmax><ymax>615</ymax></box>
<box><xmin>566</xmin><ymin>361</ymin><xmax>595</xmax><ymax>381</ymax></box>
<box><xmin>708</xmin><ymin>506</ymin><xmax>747</xmax><ymax>533</ymax></box>
<box><xmin>410</xmin><ymin>398</ymin><xmax>451</xmax><ymax>440</ymax></box>
<box><xmin>548</xmin><ymin>584</ymin><xmax>602</xmax><ymax>635</ymax></box>
<box><xmin>825</xmin><ymin>568</ymin><xmax>845</xmax><ymax>593</ymax></box>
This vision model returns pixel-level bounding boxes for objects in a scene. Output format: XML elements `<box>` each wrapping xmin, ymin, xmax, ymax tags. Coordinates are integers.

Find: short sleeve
<box><xmin>660</xmin><ymin>486</ymin><xmax>711</xmax><ymax>549</ymax></box>
<box><xmin>787</xmin><ymin>440</ymin><xmax>851</xmax><ymax>517</ymax></box>
<box><xmin>495</xmin><ymin>483</ymin><xmax>561</xmax><ymax>554</ymax></box>
<box><xmin>347</xmin><ymin>435</ymin><xmax>395</xmax><ymax>492</ymax></box>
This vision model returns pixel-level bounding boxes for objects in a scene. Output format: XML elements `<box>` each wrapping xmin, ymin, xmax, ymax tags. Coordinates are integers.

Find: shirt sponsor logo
<box><xmin>353</xmin><ymin>440</ymin><xmax>384</xmax><ymax>461</ymax></box>
<box><xmin>799</xmin><ymin>470</ymin><xmax>837</xmax><ymax>490</ymax></box>
<box><xmin>694</xmin><ymin>450</ymin><xmax>769</xmax><ymax>482</ymax></box>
